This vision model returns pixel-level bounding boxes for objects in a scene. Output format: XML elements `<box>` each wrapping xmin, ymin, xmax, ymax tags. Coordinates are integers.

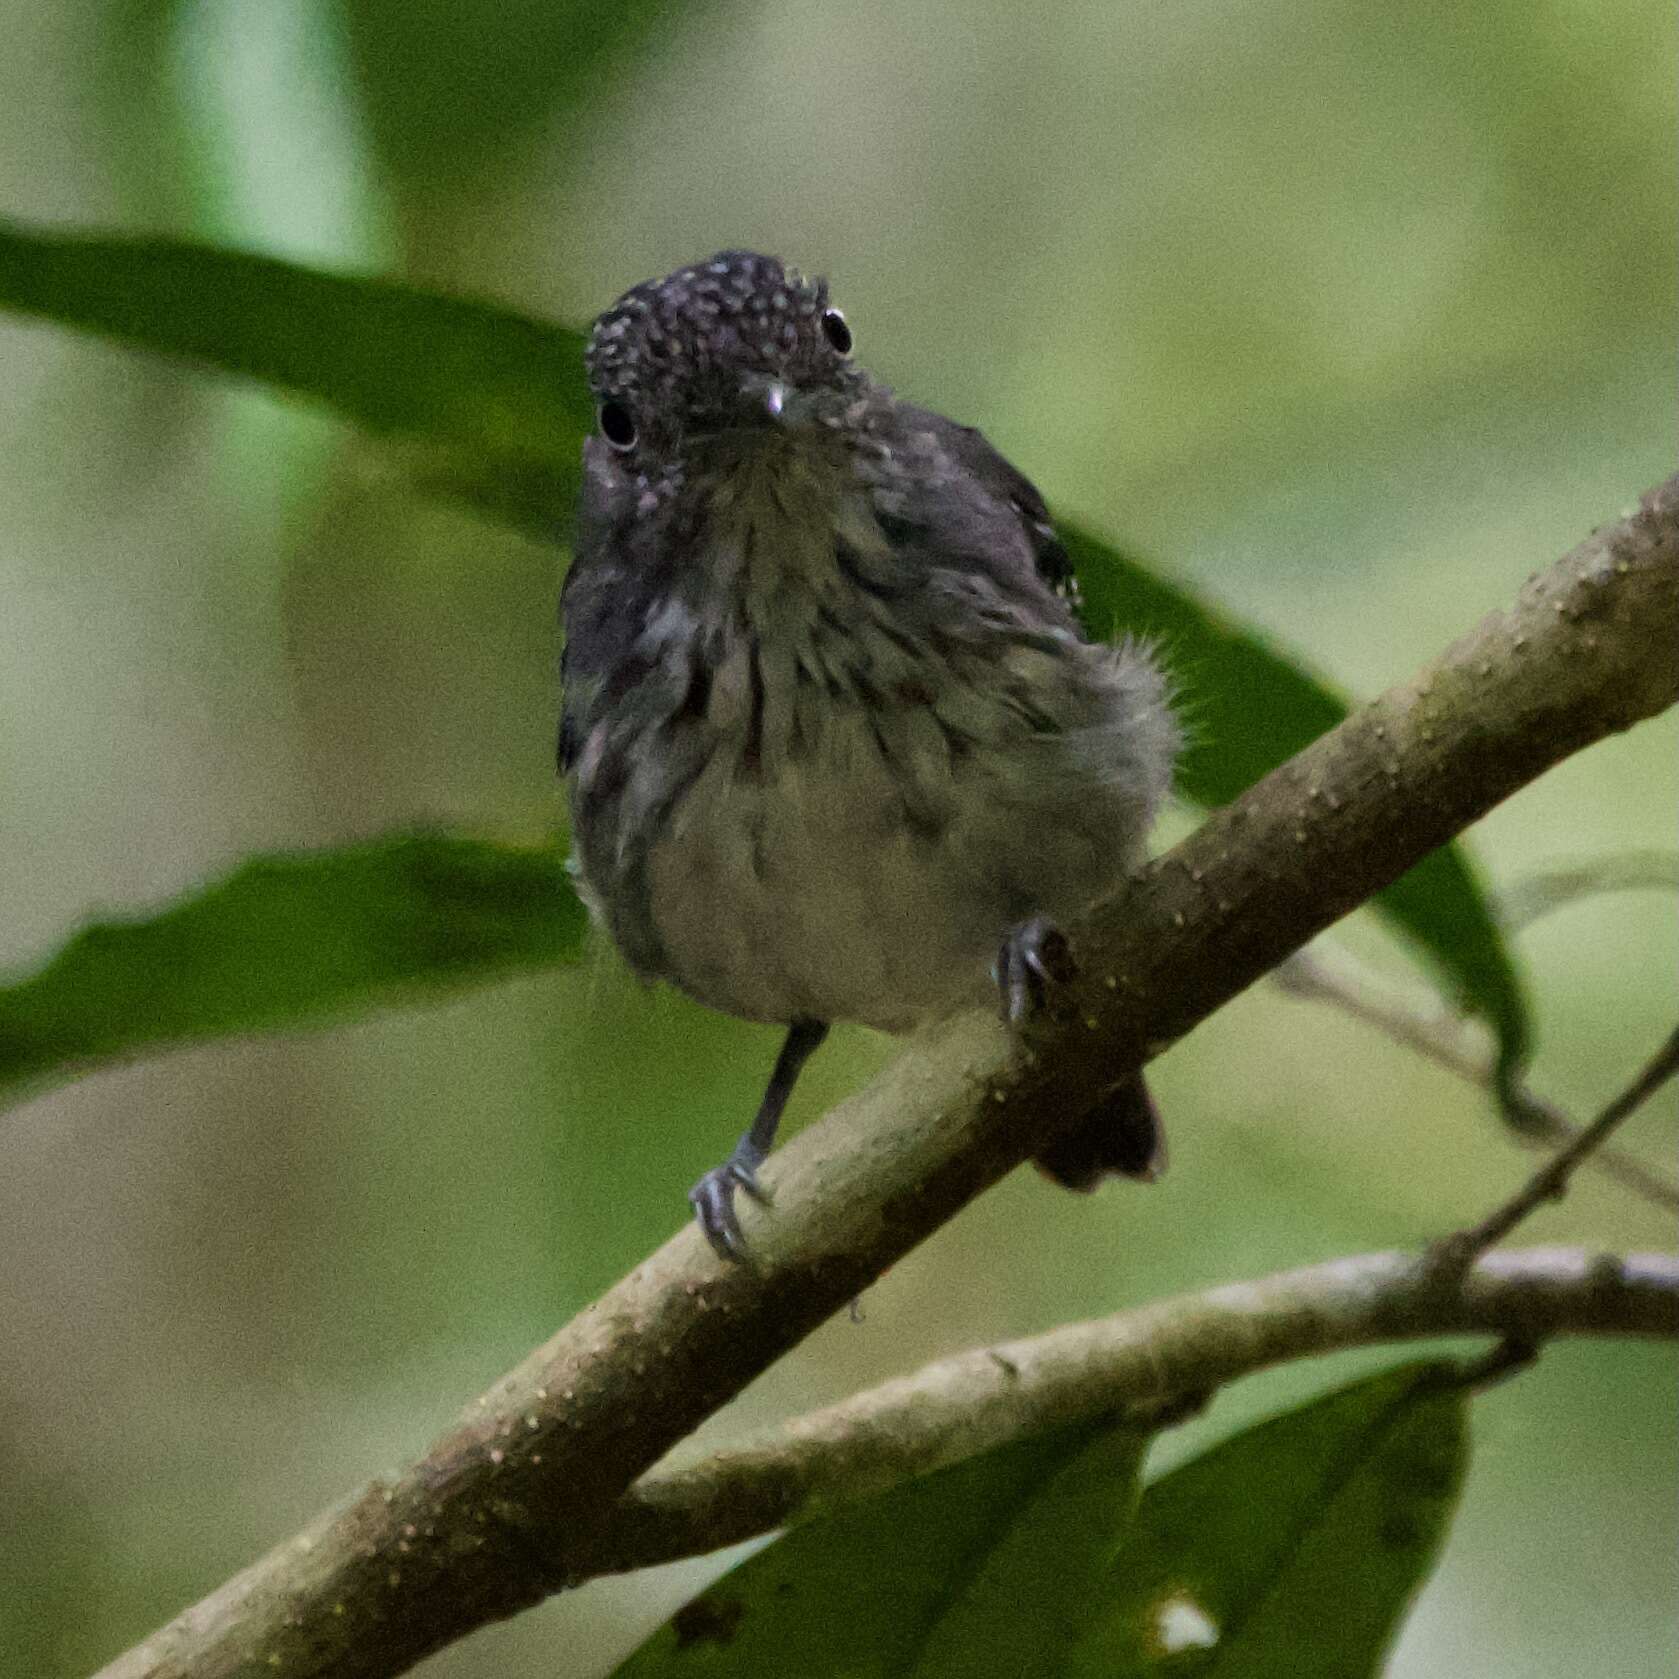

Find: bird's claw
<box><xmin>689</xmin><ymin>1143</ymin><xmax>772</xmax><ymax>1263</ymax></box>
<box><xmin>996</xmin><ymin>915</ymin><xmax>1076</xmax><ymax>1026</ymax></box>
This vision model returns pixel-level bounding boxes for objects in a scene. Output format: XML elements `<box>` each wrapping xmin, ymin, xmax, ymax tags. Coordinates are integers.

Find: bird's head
<box><xmin>583</xmin><ymin>251</ymin><xmax>866</xmax><ymax>469</ymax></box>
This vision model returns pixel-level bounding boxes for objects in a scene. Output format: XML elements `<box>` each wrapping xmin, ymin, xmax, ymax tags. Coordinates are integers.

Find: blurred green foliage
<box><xmin>0</xmin><ymin>221</ymin><xmax>592</xmax><ymax>517</ymax></box>
<box><xmin>0</xmin><ymin>215</ymin><xmax>1528</xmax><ymax>1111</ymax></box>
<box><xmin>1064</xmin><ymin>524</ymin><xmax>1527</xmax><ymax>1077</ymax></box>
<box><xmin>0</xmin><ymin>1</ymin><xmax>1672</xmax><ymax>1676</ymax></box>
<box><xmin>0</xmin><ymin>834</ymin><xmax>585</xmax><ymax>1104</ymax></box>
<box><xmin>342</xmin><ymin>0</ymin><xmax>714</xmax><ymax>187</ymax></box>
<box><xmin>614</xmin><ymin>1418</ymin><xmax>1147</xmax><ymax>1677</ymax></box>
<box><xmin>1075</xmin><ymin>1363</ymin><xmax>1466</xmax><ymax>1677</ymax></box>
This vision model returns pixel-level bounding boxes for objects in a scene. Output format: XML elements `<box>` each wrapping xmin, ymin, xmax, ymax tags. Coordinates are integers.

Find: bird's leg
<box><xmin>690</xmin><ymin>1018</ymin><xmax>830</xmax><ymax>1262</ymax></box>
<box><xmin>996</xmin><ymin>915</ymin><xmax>1077</xmax><ymax>1025</ymax></box>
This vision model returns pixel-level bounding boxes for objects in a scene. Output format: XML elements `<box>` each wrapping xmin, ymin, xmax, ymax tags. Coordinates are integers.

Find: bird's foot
<box><xmin>996</xmin><ymin>915</ymin><xmax>1077</xmax><ymax>1026</ymax></box>
<box><xmin>689</xmin><ymin>1134</ymin><xmax>773</xmax><ymax>1263</ymax></box>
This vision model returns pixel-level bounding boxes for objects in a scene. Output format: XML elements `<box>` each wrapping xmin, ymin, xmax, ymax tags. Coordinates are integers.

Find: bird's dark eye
<box><xmin>597</xmin><ymin>400</ymin><xmax>637</xmax><ymax>449</ymax></box>
<box><xmin>821</xmin><ymin>308</ymin><xmax>853</xmax><ymax>354</ymax></box>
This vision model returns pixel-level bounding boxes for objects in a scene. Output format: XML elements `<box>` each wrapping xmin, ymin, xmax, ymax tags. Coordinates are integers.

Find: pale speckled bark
<box><xmin>597</xmin><ymin>1247</ymin><xmax>1679</xmax><ymax>1574</ymax></box>
<box><xmin>98</xmin><ymin>476</ymin><xmax>1679</xmax><ymax>1679</ymax></box>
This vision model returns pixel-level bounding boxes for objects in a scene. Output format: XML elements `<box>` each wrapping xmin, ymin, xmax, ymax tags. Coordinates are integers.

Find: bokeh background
<box><xmin>1</xmin><ymin>1</ymin><xmax>1674</xmax><ymax>1673</ymax></box>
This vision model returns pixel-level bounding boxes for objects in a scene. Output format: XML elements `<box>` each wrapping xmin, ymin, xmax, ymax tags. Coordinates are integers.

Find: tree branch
<box><xmin>96</xmin><ymin>475</ymin><xmax>1679</xmax><ymax>1679</ymax></box>
<box><xmin>1496</xmin><ymin>849</ymin><xmax>1678</xmax><ymax>931</ymax></box>
<box><xmin>592</xmin><ymin>1246</ymin><xmax>1678</xmax><ymax>1575</ymax></box>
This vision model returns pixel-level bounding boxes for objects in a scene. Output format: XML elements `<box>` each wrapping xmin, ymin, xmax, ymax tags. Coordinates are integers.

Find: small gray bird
<box><xmin>560</xmin><ymin>252</ymin><xmax>1179</xmax><ymax>1259</ymax></box>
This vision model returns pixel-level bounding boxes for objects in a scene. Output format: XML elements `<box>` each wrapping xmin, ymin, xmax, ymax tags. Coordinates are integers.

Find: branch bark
<box><xmin>595</xmin><ymin>1246</ymin><xmax>1679</xmax><ymax>1575</ymax></box>
<box><xmin>98</xmin><ymin>476</ymin><xmax>1679</xmax><ymax>1679</ymax></box>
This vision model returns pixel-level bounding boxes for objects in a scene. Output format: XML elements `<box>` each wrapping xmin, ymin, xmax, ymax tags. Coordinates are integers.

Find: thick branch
<box><xmin>597</xmin><ymin>1247</ymin><xmax>1679</xmax><ymax>1574</ymax></box>
<box><xmin>98</xmin><ymin>477</ymin><xmax>1679</xmax><ymax>1679</ymax></box>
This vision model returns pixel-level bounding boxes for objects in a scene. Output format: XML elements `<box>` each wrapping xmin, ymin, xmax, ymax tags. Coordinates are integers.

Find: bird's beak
<box><xmin>738</xmin><ymin>372</ymin><xmax>793</xmax><ymax>425</ymax></box>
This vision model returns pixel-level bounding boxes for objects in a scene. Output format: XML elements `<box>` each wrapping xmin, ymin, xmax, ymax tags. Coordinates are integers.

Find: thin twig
<box><xmin>1497</xmin><ymin>849</ymin><xmax>1679</xmax><ymax>932</ymax></box>
<box><xmin>1435</xmin><ymin>1026</ymin><xmax>1679</xmax><ymax>1267</ymax></box>
<box><xmin>591</xmin><ymin>1248</ymin><xmax>1676</xmax><ymax>1575</ymax></box>
<box><xmin>1443</xmin><ymin>1335</ymin><xmax>1541</xmax><ymax>1393</ymax></box>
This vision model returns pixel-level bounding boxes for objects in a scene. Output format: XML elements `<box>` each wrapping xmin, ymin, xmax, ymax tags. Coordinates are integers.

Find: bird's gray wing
<box><xmin>558</xmin><ymin>439</ymin><xmax>641</xmax><ymax>773</ymax></box>
<box><xmin>895</xmin><ymin>403</ymin><xmax>1084</xmax><ymax>626</ymax></box>
<box><xmin>896</xmin><ymin>409</ymin><xmax>1166</xmax><ymax>1191</ymax></box>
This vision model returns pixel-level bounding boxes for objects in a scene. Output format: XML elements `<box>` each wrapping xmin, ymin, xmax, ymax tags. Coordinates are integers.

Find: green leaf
<box><xmin>1065</xmin><ymin>525</ymin><xmax>1530</xmax><ymax>1079</ymax></box>
<box><xmin>0</xmin><ymin>833</ymin><xmax>586</xmax><ymax>1106</ymax></box>
<box><xmin>0</xmin><ymin>221</ymin><xmax>1529</xmax><ymax>1079</ymax></box>
<box><xmin>0</xmin><ymin>218</ymin><xmax>590</xmax><ymax>527</ymax></box>
<box><xmin>1072</xmin><ymin>1362</ymin><xmax>1468</xmax><ymax>1678</ymax></box>
<box><xmin>612</xmin><ymin>1418</ymin><xmax>1149</xmax><ymax>1678</ymax></box>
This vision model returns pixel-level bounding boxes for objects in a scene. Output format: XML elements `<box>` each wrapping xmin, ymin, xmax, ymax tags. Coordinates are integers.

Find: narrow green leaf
<box><xmin>1066</xmin><ymin>525</ymin><xmax>1530</xmax><ymax>1078</ymax></box>
<box><xmin>0</xmin><ymin>833</ymin><xmax>586</xmax><ymax>1106</ymax></box>
<box><xmin>0</xmin><ymin>219</ymin><xmax>590</xmax><ymax>527</ymax></box>
<box><xmin>0</xmin><ymin>221</ymin><xmax>1529</xmax><ymax>1078</ymax></box>
<box><xmin>1072</xmin><ymin>1362</ymin><xmax>1468</xmax><ymax>1678</ymax></box>
<box><xmin>916</xmin><ymin>1424</ymin><xmax>1150</xmax><ymax>1678</ymax></box>
<box><xmin>611</xmin><ymin>1418</ymin><xmax>1149</xmax><ymax>1678</ymax></box>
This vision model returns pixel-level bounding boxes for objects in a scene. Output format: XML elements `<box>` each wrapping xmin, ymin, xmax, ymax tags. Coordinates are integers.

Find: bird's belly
<box><xmin>642</xmin><ymin>708</ymin><xmax>1134</xmax><ymax>1032</ymax></box>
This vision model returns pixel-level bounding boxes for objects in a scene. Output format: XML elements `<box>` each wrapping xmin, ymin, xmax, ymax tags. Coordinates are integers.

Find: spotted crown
<box><xmin>584</xmin><ymin>252</ymin><xmax>846</xmax><ymax>430</ymax></box>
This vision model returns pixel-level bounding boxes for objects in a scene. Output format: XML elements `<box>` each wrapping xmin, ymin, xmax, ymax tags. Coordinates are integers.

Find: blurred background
<box><xmin>0</xmin><ymin>0</ymin><xmax>1674</xmax><ymax>1673</ymax></box>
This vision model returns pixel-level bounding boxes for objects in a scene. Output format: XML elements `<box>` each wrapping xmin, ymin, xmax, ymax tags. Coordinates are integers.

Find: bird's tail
<box><xmin>1033</xmin><ymin>1073</ymin><xmax>1166</xmax><ymax>1191</ymax></box>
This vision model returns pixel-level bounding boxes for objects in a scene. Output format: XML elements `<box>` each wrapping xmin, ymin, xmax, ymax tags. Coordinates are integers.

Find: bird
<box><xmin>559</xmin><ymin>251</ymin><xmax>1179</xmax><ymax>1260</ymax></box>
